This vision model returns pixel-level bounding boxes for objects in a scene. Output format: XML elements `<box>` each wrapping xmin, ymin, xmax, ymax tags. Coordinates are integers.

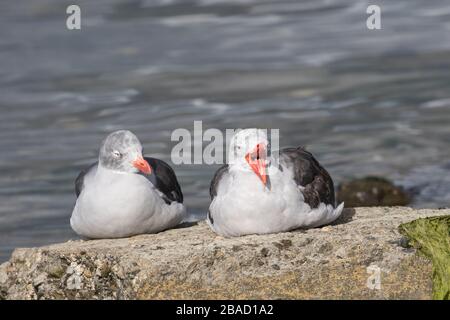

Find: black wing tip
<box><xmin>144</xmin><ymin>157</ymin><xmax>184</xmax><ymax>204</ymax></box>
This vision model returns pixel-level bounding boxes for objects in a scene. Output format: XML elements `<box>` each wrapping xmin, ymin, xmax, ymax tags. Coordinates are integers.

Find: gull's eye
<box><xmin>112</xmin><ymin>150</ymin><xmax>122</xmax><ymax>158</ymax></box>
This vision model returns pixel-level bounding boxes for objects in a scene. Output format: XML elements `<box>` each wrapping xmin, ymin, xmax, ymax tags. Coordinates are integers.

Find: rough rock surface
<box><xmin>0</xmin><ymin>207</ymin><xmax>448</xmax><ymax>300</ymax></box>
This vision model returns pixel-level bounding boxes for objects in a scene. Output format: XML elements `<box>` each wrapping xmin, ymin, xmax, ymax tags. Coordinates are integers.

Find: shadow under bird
<box><xmin>207</xmin><ymin>128</ymin><xmax>344</xmax><ymax>237</ymax></box>
<box><xmin>70</xmin><ymin>130</ymin><xmax>186</xmax><ymax>238</ymax></box>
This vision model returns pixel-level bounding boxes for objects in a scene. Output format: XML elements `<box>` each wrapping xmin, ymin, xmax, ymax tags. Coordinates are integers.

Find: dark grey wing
<box><xmin>144</xmin><ymin>157</ymin><xmax>183</xmax><ymax>204</ymax></box>
<box><xmin>209</xmin><ymin>164</ymin><xmax>229</xmax><ymax>200</ymax></box>
<box><xmin>279</xmin><ymin>147</ymin><xmax>335</xmax><ymax>208</ymax></box>
<box><xmin>75</xmin><ymin>162</ymin><xmax>97</xmax><ymax>198</ymax></box>
<box><xmin>208</xmin><ymin>164</ymin><xmax>229</xmax><ymax>225</ymax></box>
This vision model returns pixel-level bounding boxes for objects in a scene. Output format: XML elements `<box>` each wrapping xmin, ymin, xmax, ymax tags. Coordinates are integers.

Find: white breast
<box><xmin>208</xmin><ymin>164</ymin><xmax>343</xmax><ymax>237</ymax></box>
<box><xmin>70</xmin><ymin>167</ymin><xmax>185</xmax><ymax>238</ymax></box>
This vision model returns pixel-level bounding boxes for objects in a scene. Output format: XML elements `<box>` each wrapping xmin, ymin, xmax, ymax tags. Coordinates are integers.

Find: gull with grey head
<box><xmin>70</xmin><ymin>130</ymin><xmax>186</xmax><ymax>239</ymax></box>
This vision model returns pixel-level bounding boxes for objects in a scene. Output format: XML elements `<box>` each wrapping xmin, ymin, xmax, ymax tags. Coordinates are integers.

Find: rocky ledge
<box><xmin>0</xmin><ymin>207</ymin><xmax>449</xmax><ymax>300</ymax></box>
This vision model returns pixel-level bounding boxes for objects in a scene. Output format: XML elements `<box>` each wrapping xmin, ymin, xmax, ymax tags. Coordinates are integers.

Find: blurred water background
<box><xmin>1</xmin><ymin>0</ymin><xmax>450</xmax><ymax>262</ymax></box>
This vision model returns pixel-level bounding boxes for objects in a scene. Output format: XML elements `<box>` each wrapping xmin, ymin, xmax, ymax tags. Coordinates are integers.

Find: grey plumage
<box><xmin>75</xmin><ymin>163</ymin><xmax>96</xmax><ymax>197</ymax></box>
<box><xmin>99</xmin><ymin>130</ymin><xmax>141</xmax><ymax>171</ymax></box>
<box><xmin>209</xmin><ymin>164</ymin><xmax>229</xmax><ymax>200</ymax></box>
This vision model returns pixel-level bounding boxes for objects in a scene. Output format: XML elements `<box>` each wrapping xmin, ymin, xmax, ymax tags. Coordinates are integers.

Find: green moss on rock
<box><xmin>399</xmin><ymin>215</ymin><xmax>450</xmax><ymax>300</ymax></box>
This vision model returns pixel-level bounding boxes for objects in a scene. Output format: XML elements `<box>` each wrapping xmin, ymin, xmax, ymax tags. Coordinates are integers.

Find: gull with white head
<box><xmin>70</xmin><ymin>130</ymin><xmax>186</xmax><ymax>238</ymax></box>
<box><xmin>207</xmin><ymin>128</ymin><xmax>344</xmax><ymax>237</ymax></box>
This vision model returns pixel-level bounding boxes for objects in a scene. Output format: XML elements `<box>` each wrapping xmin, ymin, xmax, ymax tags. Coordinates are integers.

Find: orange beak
<box><xmin>132</xmin><ymin>156</ymin><xmax>152</xmax><ymax>174</ymax></box>
<box><xmin>245</xmin><ymin>143</ymin><xmax>267</xmax><ymax>186</ymax></box>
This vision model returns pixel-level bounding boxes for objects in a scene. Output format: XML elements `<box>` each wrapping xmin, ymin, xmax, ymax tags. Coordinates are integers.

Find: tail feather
<box><xmin>330</xmin><ymin>202</ymin><xmax>344</xmax><ymax>223</ymax></box>
<box><xmin>310</xmin><ymin>202</ymin><xmax>344</xmax><ymax>228</ymax></box>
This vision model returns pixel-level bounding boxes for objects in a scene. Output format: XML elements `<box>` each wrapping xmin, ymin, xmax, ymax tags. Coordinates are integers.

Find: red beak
<box><xmin>132</xmin><ymin>156</ymin><xmax>152</xmax><ymax>174</ymax></box>
<box><xmin>245</xmin><ymin>143</ymin><xmax>267</xmax><ymax>186</ymax></box>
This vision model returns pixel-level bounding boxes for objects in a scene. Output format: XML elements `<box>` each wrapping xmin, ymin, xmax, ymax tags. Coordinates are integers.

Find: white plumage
<box><xmin>207</xmin><ymin>129</ymin><xmax>344</xmax><ymax>237</ymax></box>
<box><xmin>71</xmin><ymin>165</ymin><xmax>185</xmax><ymax>238</ymax></box>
